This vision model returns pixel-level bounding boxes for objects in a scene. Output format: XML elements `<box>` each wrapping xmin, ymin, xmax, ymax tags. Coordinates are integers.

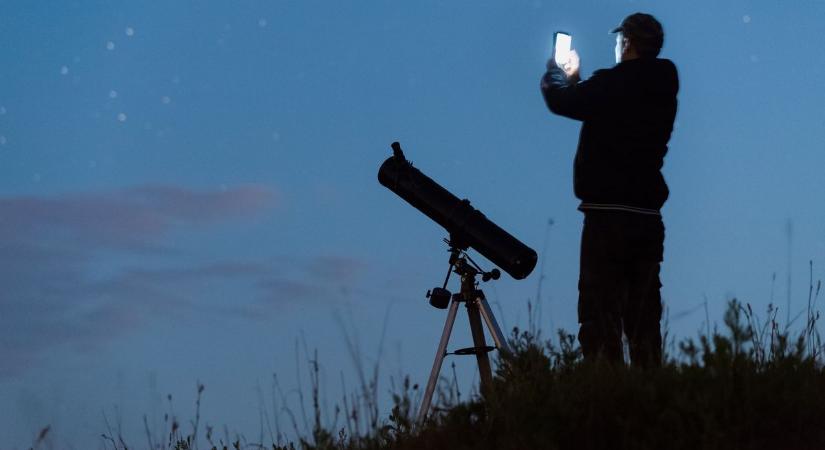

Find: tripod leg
<box><xmin>477</xmin><ymin>296</ymin><xmax>512</xmax><ymax>354</ymax></box>
<box><xmin>466</xmin><ymin>299</ymin><xmax>494</xmax><ymax>395</ymax></box>
<box><xmin>417</xmin><ymin>297</ymin><xmax>460</xmax><ymax>424</ymax></box>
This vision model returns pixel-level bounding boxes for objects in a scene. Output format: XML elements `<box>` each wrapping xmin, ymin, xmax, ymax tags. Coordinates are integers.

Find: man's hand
<box><xmin>545</xmin><ymin>50</ymin><xmax>581</xmax><ymax>85</ymax></box>
<box><xmin>562</xmin><ymin>50</ymin><xmax>581</xmax><ymax>83</ymax></box>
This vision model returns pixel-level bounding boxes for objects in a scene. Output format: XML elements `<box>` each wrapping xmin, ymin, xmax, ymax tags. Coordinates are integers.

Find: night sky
<box><xmin>2</xmin><ymin>0</ymin><xmax>825</xmax><ymax>447</ymax></box>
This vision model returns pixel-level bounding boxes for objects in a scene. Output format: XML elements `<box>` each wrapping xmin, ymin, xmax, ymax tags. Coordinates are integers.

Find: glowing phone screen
<box><xmin>554</xmin><ymin>32</ymin><xmax>572</xmax><ymax>66</ymax></box>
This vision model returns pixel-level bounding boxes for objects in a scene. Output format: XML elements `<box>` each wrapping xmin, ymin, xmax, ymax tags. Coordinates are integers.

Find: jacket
<box><xmin>541</xmin><ymin>57</ymin><xmax>679</xmax><ymax>213</ymax></box>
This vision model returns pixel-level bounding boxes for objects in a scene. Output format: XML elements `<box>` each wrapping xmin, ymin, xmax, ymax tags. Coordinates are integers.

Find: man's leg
<box><xmin>622</xmin><ymin>261</ymin><xmax>663</xmax><ymax>368</ymax></box>
<box><xmin>577</xmin><ymin>213</ymin><xmax>625</xmax><ymax>364</ymax></box>
<box><xmin>622</xmin><ymin>215</ymin><xmax>665</xmax><ymax>368</ymax></box>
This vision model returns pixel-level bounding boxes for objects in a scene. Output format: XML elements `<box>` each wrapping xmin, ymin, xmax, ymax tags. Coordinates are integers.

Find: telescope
<box><xmin>378</xmin><ymin>142</ymin><xmax>538</xmax><ymax>424</ymax></box>
<box><xmin>377</xmin><ymin>142</ymin><xmax>537</xmax><ymax>280</ymax></box>
<box><xmin>377</xmin><ymin>141</ymin><xmax>538</xmax><ymax>424</ymax></box>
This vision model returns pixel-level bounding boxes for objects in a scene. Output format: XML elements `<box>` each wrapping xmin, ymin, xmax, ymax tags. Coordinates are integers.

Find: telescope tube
<box><xmin>378</xmin><ymin>142</ymin><xmax>537</xmax><ymax>280</ymax></box>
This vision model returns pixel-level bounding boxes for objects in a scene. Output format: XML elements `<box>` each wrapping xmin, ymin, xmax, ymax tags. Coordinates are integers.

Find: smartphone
<box><xmin>553</xmin><ymin>31</ymin><xmax>572</xmax><ymax>66</ymax></box>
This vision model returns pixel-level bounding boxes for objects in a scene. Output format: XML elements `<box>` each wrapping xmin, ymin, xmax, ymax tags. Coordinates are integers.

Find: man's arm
<box><xmin>540</xmin><ymin>59</ymin><xmax>611</xmax><ymax>122</ymax></box>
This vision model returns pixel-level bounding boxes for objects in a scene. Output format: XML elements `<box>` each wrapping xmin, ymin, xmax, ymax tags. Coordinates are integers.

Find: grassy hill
<box><xmin>80</xmin><ymin>300</ymin><xmax>825</xmax><ymax>450</ymax></box>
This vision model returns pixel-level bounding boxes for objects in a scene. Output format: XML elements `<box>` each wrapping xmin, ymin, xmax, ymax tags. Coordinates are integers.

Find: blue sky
<box><xmin>2</xmin><ymin>0</ymin><xmax>825</xmax><ymax>447</ymax></box>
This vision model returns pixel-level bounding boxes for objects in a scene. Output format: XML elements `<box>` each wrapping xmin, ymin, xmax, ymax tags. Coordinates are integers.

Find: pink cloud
<box><xmin>124</xmin><ymin>184</ymin><xmax>277</xmax><ymax>222</ymax></box>
<box><xmin>306</xmin><ymin>256</ymin><xmax>369</xmax><ymax>283</ymax></box>
<box><xmin>0</xmin><ymin>183</ymin><xmax>371</xmax><ymax>380</ymax></box>
<box><xmin>0</xmin><ymin>184</ymin><xmax>278</xmax><ymax>247</ymax></box>
<box><xmin>0</xmin><ymin>184</ymin><xmax>279</xmax><ymax>378</ymax></box>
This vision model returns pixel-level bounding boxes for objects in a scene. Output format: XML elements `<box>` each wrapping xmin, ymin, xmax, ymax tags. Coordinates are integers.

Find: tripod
<box><xmin>417</xmin><ymin>240</ymin><xmax>511</xmax><ymax>424</ymax></box>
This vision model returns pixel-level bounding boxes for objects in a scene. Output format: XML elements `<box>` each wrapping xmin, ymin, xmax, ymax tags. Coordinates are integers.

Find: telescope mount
<box><xmin>417</xmin><ymin>237</ymin><xmax>511</xmax><ymax>424</ymax></box>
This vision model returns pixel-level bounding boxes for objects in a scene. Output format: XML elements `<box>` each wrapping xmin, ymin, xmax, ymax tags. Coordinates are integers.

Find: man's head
<box><xmin>611</xmin><ymin>13</ymin><xmax>664</xmax><ymax>63</ymax></box>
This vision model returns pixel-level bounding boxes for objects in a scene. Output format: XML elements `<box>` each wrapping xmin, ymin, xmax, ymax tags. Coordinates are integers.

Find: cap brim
<box><xmin>609</xmin><ymin>26</ymin><xmax>622</xmax><ymax>33</ymax></box>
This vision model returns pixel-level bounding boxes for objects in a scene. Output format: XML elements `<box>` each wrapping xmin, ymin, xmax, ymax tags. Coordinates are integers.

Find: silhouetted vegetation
<box><xmin>77</xmin><ymin>295</ymin><xmax>825</xmax><ymax>450</ymax></box>
<box><xmin>386</xmin><ymin>299</ymin><xmax>825</xmax><ymax>450</ymax></box>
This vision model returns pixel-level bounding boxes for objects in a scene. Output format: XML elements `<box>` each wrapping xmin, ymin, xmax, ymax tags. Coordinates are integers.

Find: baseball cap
<box><xmin>610</xmin><ymin>13</ymin><xmax>664</xmax><ymax>54</ymax></box>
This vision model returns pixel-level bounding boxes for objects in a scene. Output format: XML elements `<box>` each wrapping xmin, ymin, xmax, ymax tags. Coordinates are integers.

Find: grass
<box><xmin>398</xmin><ymin>302</ymin><xmax>825</xmax><ymax>450</ymax></box>
<box><xmin>63</xmin><ymin>294</ymin><xmax>825</xmax><ymax>450</ymax></box>
<box><xmin>28</xmin><ymin>261</ymin><xmax>825</xmax><ymax>450</ymax></box>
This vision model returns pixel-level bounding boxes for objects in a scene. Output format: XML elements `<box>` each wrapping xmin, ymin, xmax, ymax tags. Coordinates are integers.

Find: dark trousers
<box><xmin>577</xmin><ymin>210</ymin><xmax>664</xmax><ymax>367</ymax></box>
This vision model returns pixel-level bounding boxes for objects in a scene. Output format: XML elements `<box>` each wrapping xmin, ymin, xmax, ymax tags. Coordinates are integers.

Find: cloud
<box><xmin>306</xmin><ymin>256</ymin><xmax>369</xmax><ymax>283</ymax></box>
<box><xmin>0</xmin><ymin>183</ymin><xmax>277</xmax><ymax>250</ymax></box>
<box><xmin>0</xmin><ymin>184</ymin><xmax>279</xmax><ymax>378</ymax></box>
<box><xmin>0</xmin><ymin>184</ymin><xmax>373</xmax><ymax>379</ymax></box>
<box><xmin>124</xmin><ymin>185</ymin><xmax>277</xmax><ymax>222</ymax></box>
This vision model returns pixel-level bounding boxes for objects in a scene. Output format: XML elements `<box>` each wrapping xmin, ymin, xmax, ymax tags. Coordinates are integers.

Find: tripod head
<box><xmin>426</xmin><ymin>237</ymin><xmax>501</xmax><ymax>309</ymax></box>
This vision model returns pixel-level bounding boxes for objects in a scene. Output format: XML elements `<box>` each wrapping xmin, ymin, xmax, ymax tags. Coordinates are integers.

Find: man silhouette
<box><xmin>540</xmin><ymin>13</ymin><xmax>679</xmax><ymax>367</ymax></box>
